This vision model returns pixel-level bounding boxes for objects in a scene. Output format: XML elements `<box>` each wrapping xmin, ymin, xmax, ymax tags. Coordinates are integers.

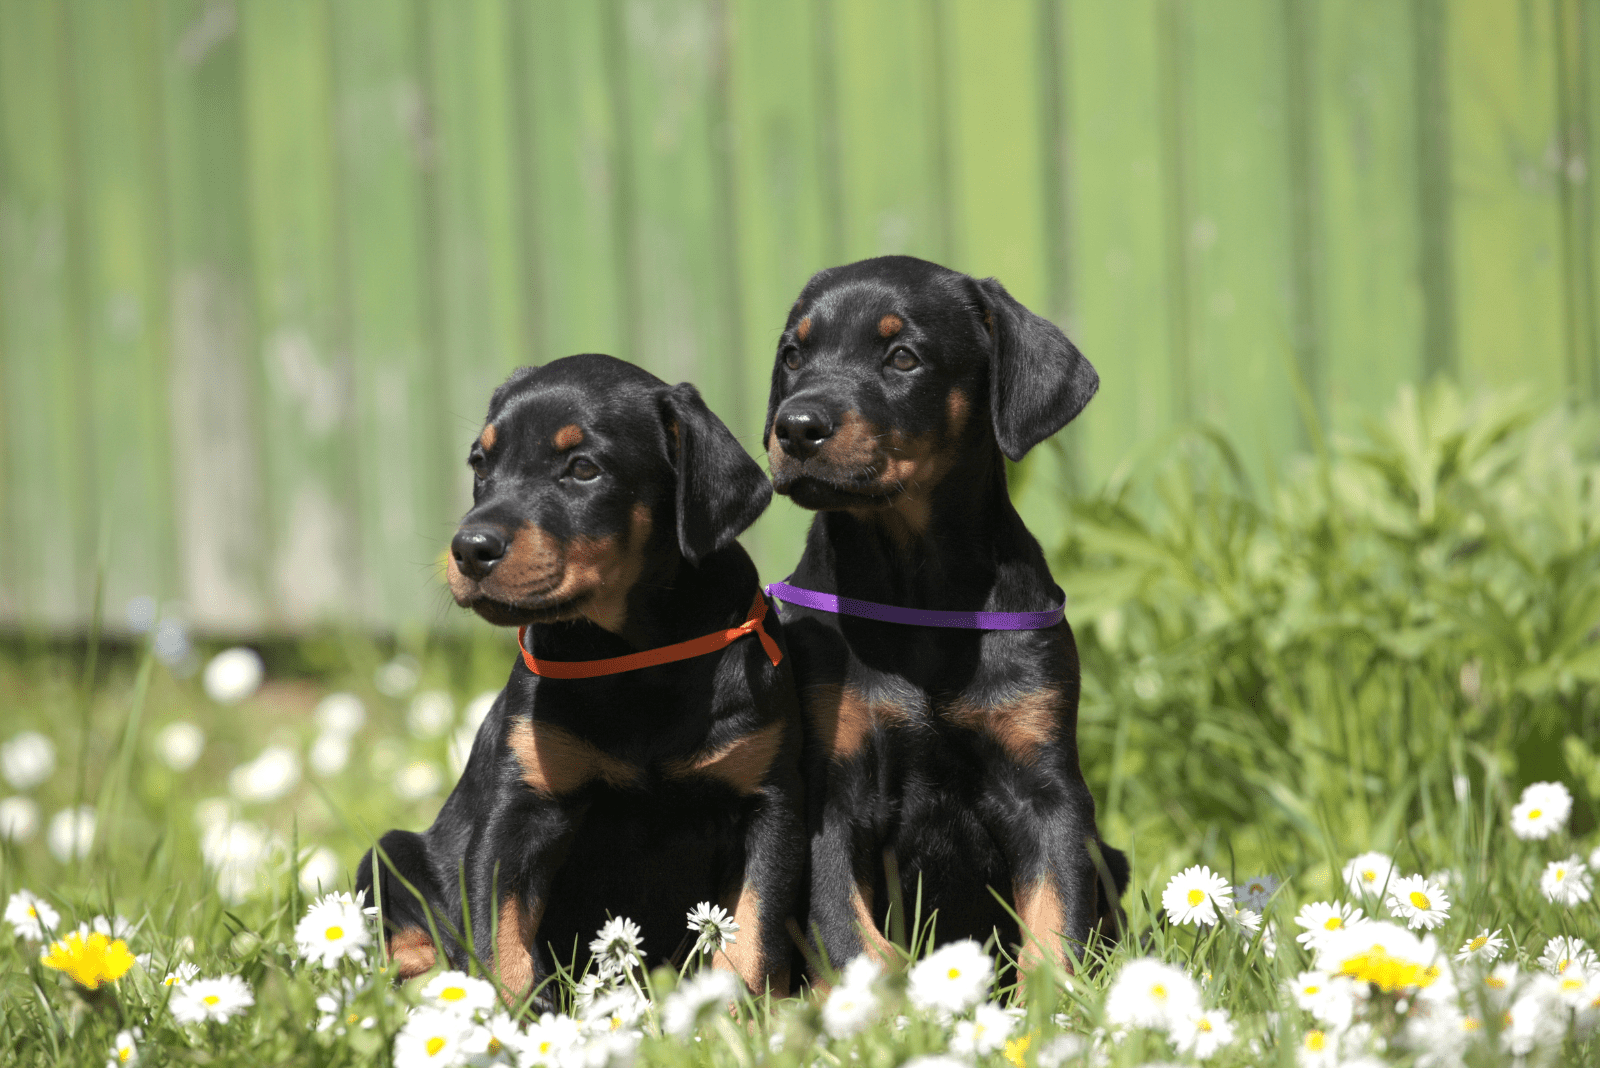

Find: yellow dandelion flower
<box><xmin>1004</xmin><ymin>1033</ymin><xmax>1032</xmax><ymax>1068</ymax></box>
<box><xmin>40</xmin><ymin>931</ymin><xmax>135</xmax><ymax>990</ymax></box>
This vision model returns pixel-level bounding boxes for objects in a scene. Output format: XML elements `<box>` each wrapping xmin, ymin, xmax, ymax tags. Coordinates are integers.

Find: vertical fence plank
<box><xmin>1315</xmin><ymin>0</ymin><xmax>1424</xmax><ymax>432</ymax></box>
<box><xmin>1449</xmin><ymin>0</ymin><xmax>1567</xmax><ymax>395</ymax></box>
<box><xmin>160</xmin><ymin>0</ymin><xmax>269</xmax><ymax>632</ymax></box>
<box><xmin>0</xmin><ymin>0</ymin><xmax>90</xmax><ymax>626</ymax></box>
<box><xmin>330</xmin><ymin>0</ymin><xmax>452</xmax><ymax>626</ymax></box>
<box><xmin>1184</xmin><ymin>0</ymin><xmax>1299</xmax><ymax>480</ymax></box>
<box><xmin>239</xmin><ymin>0</ymin><xmax>357</xmax><ymax>627</ymax></box>
<box><xmin>73</xmin><ymin>0</ymin><xmax>180</xmax><ymax>622</ymax></box>
<box><xmin>829</xmin><ymin>0</ymin><xmax>945</xmax><ymax>262</ymax></box>
<box><xmin>423</xmin><ymin>0</ymin><xmax>526</xmax><ymax>506</ymax></box>
<box><xmin>518</xmin><ymin>0</ymin><xmax>625</xmax><ymax>363</ymax></box>
<box><xmin>725</xmin><ymin>0</ymin><xmax>832</xmax><ymax>579</ymax></box>
<box><xmin>1067</xmin><ymin>0</ymin><xmax>1177</xmax><ymax>484</ymax></box>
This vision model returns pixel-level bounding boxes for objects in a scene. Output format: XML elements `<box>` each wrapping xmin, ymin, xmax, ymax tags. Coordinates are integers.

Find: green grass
<box><xmin>1</xmin><ymin>381</ymin><xmax>1597</xmax><ymax>1066</ymax></box>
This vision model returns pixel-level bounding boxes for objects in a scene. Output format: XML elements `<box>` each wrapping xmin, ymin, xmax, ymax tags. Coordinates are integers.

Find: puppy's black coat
<box><xmin>357</xmin><ymin>354</ymin><xmax>804</xmax><ymax>999</ymax></box>
<box><xmin>765</xmin><ymin>256</ymin><xmax>1128</xmax><ymax>972</ymax></box>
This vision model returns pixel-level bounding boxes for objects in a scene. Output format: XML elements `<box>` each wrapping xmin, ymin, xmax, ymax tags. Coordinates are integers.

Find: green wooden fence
<box><xmin>1</xmin><ymin>0</ymin><xmax>1596</xmax><ymax>633</ymax></box>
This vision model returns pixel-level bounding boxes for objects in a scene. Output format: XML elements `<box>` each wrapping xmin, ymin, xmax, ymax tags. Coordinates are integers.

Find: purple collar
<box><xmin>764</xmin><ymin>581</ymin><xmax>1065</xmax><ymax>631</ymax></box>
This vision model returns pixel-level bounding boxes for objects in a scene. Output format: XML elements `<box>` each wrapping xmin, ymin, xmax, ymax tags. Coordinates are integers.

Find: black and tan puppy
<box><xmin>357</xmin><ymin>354</ymin><xmax>804</xmax><ymax>1000</ymax></box>
<box><xmin>765</xmin><ymin>256</ymin><xmax>1128</xmax><ymax>973</ymax></box>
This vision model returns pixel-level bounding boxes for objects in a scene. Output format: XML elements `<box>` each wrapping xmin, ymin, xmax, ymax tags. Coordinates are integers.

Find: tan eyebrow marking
<box><xmin>553</xmin><ymin>424</ymin><xmax>584</xmax><ymax>451</ymax></box>
<box><xmin>796</xmin><ymin>317</ymin><xmax>811</xmax><ymax>341</ymax></box>
<box><xmin>878</xmin><ymin>314</ymin><xmax>904</xmax><ymax>338</ymax></box>
<box><xmin>479</xmin><ymin>424</ymin><xmax>497</xmax><ymax>451</ymax></box>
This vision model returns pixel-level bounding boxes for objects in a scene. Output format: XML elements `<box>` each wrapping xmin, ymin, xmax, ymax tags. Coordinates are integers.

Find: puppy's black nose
<box><xmin>775</xmin><ymin>406</ymin><xmax>835</xmax><ymax>458</ymax></box>
<box><xmin>451</xmin><ymin>526</ymin><xmax>507</xmax><ymax>580</ymax></box>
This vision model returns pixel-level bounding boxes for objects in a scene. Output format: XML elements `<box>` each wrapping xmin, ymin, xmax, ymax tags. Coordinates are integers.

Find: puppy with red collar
<box><xmin>765</xmin><ymin>256</ymin><xmax>1128</xmax><ymax>973</ymax></box>
<box><xmin>357</xmin><ymin>354</ymin><xmax>803</xmax><ymax>1001</ymax></box>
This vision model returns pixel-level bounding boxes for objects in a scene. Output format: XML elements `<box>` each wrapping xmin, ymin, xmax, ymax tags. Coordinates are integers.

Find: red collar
<box><xmin>515</xmin><ymin>591</ymin><xmax>782</xmax><ymax>679</ymax></box>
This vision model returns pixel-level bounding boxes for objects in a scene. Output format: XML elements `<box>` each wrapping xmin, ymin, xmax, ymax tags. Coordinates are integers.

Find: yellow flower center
<box><xmin>539</xmin><ymin>1042</ymin><xmax>552</xmax><ymax>1054</ymax></box>
<box><xmin>119</xmin><ymin>1049</ymin><xmax>132</xmax><ymax>1063</ymax></box>
<box><xmin>426</xmin><ymin>1036</ymin><xmax>446</xmax><ymax>1056</ymax></box>
<box><xmin>325</xmin><ymin>925</ymin><xmax>344</xmax><ymax>941</ymax></box>
<box><xmin>347</xmin><ymin>1013</ymin><xmax>359</xmax><ymax>1024</ymax></box>
<box><xmin>947</xmin><ymin>967</ymin><xmax>961</xmax><ymax>980</ymax></box>
<box><xmin>1323</xmin><ymin>916</ymin><xmax>1342</xmax><ymax>930</ymax></box>
<box><xmin>1150</xmin><ymin>983</ymin><xmax>1168</xmax><ymax>1001</ymax></box>
<box><xmin>165</xmin><ymin>975</ymin><xmax>180</xmax><ymax>986</ymax></box>
<box><xmin>1306</xmin><ymin>1030</ymin><xmax>1326</xmax><ymax>1052</ymax></box>
<box><xmin>1338</xmin><ymin>944</ymin><xmax>1437</xmax><ymax>993</ymax></box>
<box><xmin>1562</xmin><ymin>977</ymin><xmax>1584</xmax><ymax>993</ymax></box>
<box><xmin>441</xmin><ymin>986</ymin><xmax>466</xmax><ymax>1002</ymax></box>
<box><xmin>1187</xmin><ymin>889</ymin><xmax>1205</xmax><ymax>906</ymax></box>
<box><xmin>1463</xmin><ymin>1016</ymin><xmax>1481</xmax><ymax>1032</ymax></box>
<box><xmin>610</xmin><ymin>1016</ymin><xmax>623</xmax><ymax>1031</ymax></box>
<box><xmin>204</xmin><ymin>995</ymin><xmax>220</xmax><ymax>1006</ymax></box>
<box><xmin>26</xmin><ymin>906</ymin><xmax>36</xmax><ymax>918</ymax></box>
<box><xmin>1197</xmin><ymin>1018</ymin><xmax>1213</xmax><ymax>1032</ymax></box>
<box><xmin>1557</xmin><ymin>958</ymin><xmax>1571</xmax><ymax>974</ymax></box>
<box><xmin>1468</xmin><ymin>936</ymin><xmax>1487</xmax><ymax>951</ymax></box>
<box><xmin>1361</xmin><ymin>869</ymin><xmax>1376</xmax><ymax>883</ymax></box>
<box><xmin>1487</xmin><ymin>975</ymin><xmax>1507</xmax><ymax>989</ymax></box>
<box><xmin>1409</xmin><ymin>891</ymin><xmax>1431</xmax><ymax>910</ymax></box>
<box><xmin>488</xmin><ymin>1038</ymin><xmax>503</xmax><ymax>1053</ymax></box>
<box><xmin>1303</xmin><ymin>984</ymin><xmax>1320</xmax><ymax>995</ymax></box>
<box><xmin>1554</xmin><ymin>868</ymin><xmax>1565</xmax><ymax>881</ymax></box>
<box><xmin>1528</xmin><ymin>808</ymin><xmax>1541</xmax><ymax>819</ymax></box>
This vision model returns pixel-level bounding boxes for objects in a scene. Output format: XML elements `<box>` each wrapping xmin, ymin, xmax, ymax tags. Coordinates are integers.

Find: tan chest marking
<box><xmin>506</xmin><ymin>720</ymin><xmax>642</xmax><ymax>796</ymax></box>
<box><xmin>665</xmin><ymin>720</ymin><xmax>784</xmax><ymax>795</ymax></box>
<box><xmin>803</xmin><ymin>684</ymin><xmax>913</xmax><ymax>761</ymax></box>
<box><xmin>944</xmin><ymin>688</ymin><xmax>1060</xmax><ymax>762</ymax></box>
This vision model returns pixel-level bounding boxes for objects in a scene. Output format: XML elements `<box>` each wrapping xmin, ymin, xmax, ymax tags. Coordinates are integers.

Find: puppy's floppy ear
<box><xmin>661</xmin><ymin>383</ymin><xmax>773</xmax><ymax>565</ymax></box>
<box><xmin>976</xmin><ymin>277</ymin><xmax>1098</xmax><ymax>461</ymax></box>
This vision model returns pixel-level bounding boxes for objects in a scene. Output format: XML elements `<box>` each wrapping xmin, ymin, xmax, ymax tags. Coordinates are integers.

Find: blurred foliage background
<box><xmin>4</xmin><ymin>0</ymin><xmax>1600</xmax><ymax>633</ymax></box>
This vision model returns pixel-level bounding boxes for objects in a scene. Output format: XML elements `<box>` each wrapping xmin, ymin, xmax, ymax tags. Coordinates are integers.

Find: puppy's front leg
<box><xmin>464</xmin><ymin>791</ymin><xmax>578</xmax><ymax>1006</ymax></box>
<box><xmin>711</xmin><ymin>777</ymin><xmax>803</xmax><ymax>997</ymax></box>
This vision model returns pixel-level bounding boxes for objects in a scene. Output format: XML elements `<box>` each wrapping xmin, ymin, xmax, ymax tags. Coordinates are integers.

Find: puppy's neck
<box><xmin>798</xmin><ymin>444</ymin><xmax>1051</xmax><ymax>607</ymax></box>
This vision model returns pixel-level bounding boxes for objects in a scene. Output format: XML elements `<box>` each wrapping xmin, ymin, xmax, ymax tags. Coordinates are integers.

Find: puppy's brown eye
<box><xmin>468</xmin><ymin>456</ymin><xmax>486</xmax><ymax>481</ymax></box>
<box><xmin>888</xmin><ymin>348</ymin><xmax>920</xmax><ymax>372</ymax></box>
<box><xmin>568</xmin><ymin>458</ymin><xmax>601</xmax><ymax>482</ymax></box>
<box><xmin>782</xmin><ymin>348</ymin><xmax>801</xmax><ymax>371</ymax></box>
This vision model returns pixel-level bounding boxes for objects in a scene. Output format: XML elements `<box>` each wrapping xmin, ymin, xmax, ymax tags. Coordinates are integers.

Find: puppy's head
<box><xmin>765</xmin><ymin>256</ymin><xmax>1097</xmax><ymax>517</ymax></box>
<box><xmin>448</xmin><ymin>354</ymin><xmax>771</xmax><ymax>631</ymax></box>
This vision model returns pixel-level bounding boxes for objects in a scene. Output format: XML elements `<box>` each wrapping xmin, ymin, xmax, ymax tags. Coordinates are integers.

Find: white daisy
<box><xmin>1591</xmin><ymin>843</ymin><xmax>1600</xmax><ymax>870</ymax></box>
<box><xmin>1540</xmin><ymin>856</ymin><xmax>1593</xmax><ymax>906</ymax></box>
<box><xmin>393</xmin><ymin>1006</ymin><xmax>472</xmax><ymax>1067</ymax></box>
<box><xmin>1484</xmin><ymin>962</ymin><xmax>1520</xmax><ymax>1006</ymax></box>
<box><xmin>1224</xmin><ymin>903</ymin><xmax>1262</xmax><ymax>935</ymax></box>
<box><xmin>1161</xmin><ymin>865</ymin><xmax>1232</xmax><ymax>926</ymax></box>
<box><xmin>1293</xmin><ymin>901</ymin><xmax>1363</xmax><ymax>950</ymax></box>
<box><xmin>582</xmin><ymin>989</ymin><xmax>647</xmax><ymax>1035</ymax></box>
<box><xmin>906</xmin><ymin>939</ymin><xmax>994</xmax><ymax>1014</ymax></box>
<box><xmin>1035</xmin><ymin>1035</ymin><xmax>1086</xmax><ymax>1068</ymax></box>
<box><xmin>1172</xmin><ymin>1008</ymin><xmax>1234</xmax><ymax>1060</ymax></box>
<box><xmin>1286</xmin><ymin>971</ymin><xmax>1359</xmax><ymax>1031</ymax></box>
<box><xmin>1234</xmin><ymin>874</ymin><xmax>1280</xmax><ymax>912</ymax></box>
<box><xmin>1297</xmin><ymin>1028</ymin><xmax>1338</xmax><ymax>1068</ymax></box>
<box><xmin>1341</xmin><ymin>852</ymin><xmax>1395</xmax><ymax>899</ymax></box>
<box><xmin>1385</xmin><ymin>874</ymin><xmax>1451</xmax><ymax>930</ymax></box>
<box><xmin>821</xmin><ymin>955</ymin><xmax>882</xmax><ymax>1039</ymax></box>
<box><xmin>294</xmin><ymin>891</ymin><xmax>371</xmax><ymax>968</ymax></box>
<box><xmin>1454</xmin><ymin>928</ymin><xmax>1505</xmax><ymax>963</ymax></box>
<box><xmin>106</xmin><ymin>1027</ymin><xmax>140</xmax><ymax>1067</ymax></box>
<box><xmin>1510</xmin><ymin>781</ymin><xmax>1572</xmax><ymax>840</ymax></box>
<box><xmin>169</xmin><ymin>975</ymin><xmax>254</xmax><ymax>1024</ymax></box>
<box><xmin>1103</xmin><ymin>956</ymin><xmax>1201</xmax><ymax>1031</ymax></box>
<box><xmin>463</xmin><ymin>1012</ymin><xmax>524</xmax><ymax>1065</ymax></box>
<box><xmin>686</xmin><ymin>902</ymin><xmax>739</xmax><ymax>955</ymax></box>
<box><xmin>587</xmin><ymin>917</ymin><xmax>644</xmax><ymax>977</ymax></box>
<box><xmin>1538</xmin><ymin>935</ymin><xmax>1597</xmax><ymax>976</ymax></box>
<box><xmin>4</xmin><ymin>890</ymin><xmax>59</xmax><ymax>941</ymax></box>
<box><xmin>662</xmin><ymin>969</ymin><xmax>741</xmax><ymax>1037</ymax></box>
<box><xmin>949</xmin><ymin>1002</ymin><xmax>1014</xmax><ymax>1056</ymax></box>
<box><xmin>162</xmin><ymin>961</ymin><xmax>200</xmax><ymax>987</ymax></box>
<box><xmin>420</xmin><ymin>971</ymin><xmax>498</xmax><ymax>1017</ymax></box>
